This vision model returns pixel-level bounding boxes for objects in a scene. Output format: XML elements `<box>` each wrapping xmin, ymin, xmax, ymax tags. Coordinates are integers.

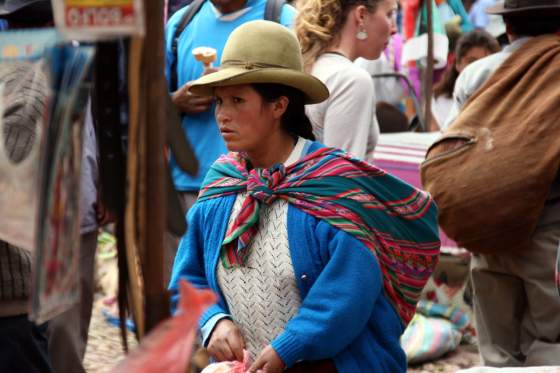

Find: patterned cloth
<box><xmin>198</xmin><ymin>146</ymin><xmax>441</xmax><ymax>324</ymax></box>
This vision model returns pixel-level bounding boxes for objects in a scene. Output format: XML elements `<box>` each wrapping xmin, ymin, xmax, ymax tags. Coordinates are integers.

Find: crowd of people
<box><xmin>1</xmin><ymin>0</ymin><xmax>559</xmax><ymax>372</ymax></box>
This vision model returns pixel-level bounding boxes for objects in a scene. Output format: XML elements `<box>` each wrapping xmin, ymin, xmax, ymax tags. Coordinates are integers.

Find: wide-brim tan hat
<box><xmin>486</xmin><ymin>0</ymin><xmax>560</xmax><ymax>15</ymax></box>
<box><xmin>189</xmin><ymin>20</ymin><xmax>329</xmax><ymax>104</ymax></box>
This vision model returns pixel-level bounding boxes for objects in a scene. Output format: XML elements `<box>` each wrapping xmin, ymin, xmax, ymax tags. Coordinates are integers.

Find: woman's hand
<box><xmin>207</xmin><ymin>319</ymin><xmax>245</xmax><ymax>362</ymax></box>
<box><xmin>247</xmin><ymin>345</ymin><xmax>285</xmax><ymax>373</ymax></box>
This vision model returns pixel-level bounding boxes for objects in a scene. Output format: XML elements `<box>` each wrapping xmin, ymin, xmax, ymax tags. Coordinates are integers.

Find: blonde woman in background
<box><xmin>295</xmin><ymin>0</ymin><xmax>397</xmax><ymax>160</ymax></box>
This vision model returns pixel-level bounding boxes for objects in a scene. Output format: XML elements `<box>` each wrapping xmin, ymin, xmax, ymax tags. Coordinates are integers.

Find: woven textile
<box><xmin>198</xmin><ymin>146</ymin><xmax>441</xmax><ymax>325</ymax></box>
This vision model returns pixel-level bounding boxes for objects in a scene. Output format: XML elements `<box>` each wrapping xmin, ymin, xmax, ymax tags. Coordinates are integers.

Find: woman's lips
<box><xmin>220</xmin><ymin>127</ymin><xmax>236</xmax><ymax>140</ymax></box>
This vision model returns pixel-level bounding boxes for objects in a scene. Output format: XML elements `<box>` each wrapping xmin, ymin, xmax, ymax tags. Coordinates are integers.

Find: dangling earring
<box><xmin>356</xmin><ymin>23</ymin><xmax>368</xmax><ymax>40</ymax></box>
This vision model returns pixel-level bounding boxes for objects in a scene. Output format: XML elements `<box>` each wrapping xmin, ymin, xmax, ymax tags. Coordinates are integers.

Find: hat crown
<box><xmin>488</xmin><ymin>0</ymin><xmax>560</xmax><ymax>13</ymax></box>
<box><xmin>220</xmin><ymin>20</ymin><xmax>304</xmax><ymax>72</ymax></box>
<box><xmin>504</xmin><ymin>0</ymin><xmax>560</xmax><ymax>9</ymax></box>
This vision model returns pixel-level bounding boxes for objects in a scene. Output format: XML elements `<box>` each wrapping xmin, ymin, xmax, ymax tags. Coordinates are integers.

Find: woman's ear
<box><xmin>272</xmin><ymin>96</ymin><xmax>289</xmax><ymax>120</ymax></box>
<box><xmin>353</xmin><ymin>5</ymin><xmax>368</xmax><ymax>24</ymax></box>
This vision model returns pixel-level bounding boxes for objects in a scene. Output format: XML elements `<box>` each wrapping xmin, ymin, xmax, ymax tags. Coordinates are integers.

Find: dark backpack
<box><xmin>169</xmin><ymin>0</ymin><xmax>286</xmax><ymax>91</ymax></box>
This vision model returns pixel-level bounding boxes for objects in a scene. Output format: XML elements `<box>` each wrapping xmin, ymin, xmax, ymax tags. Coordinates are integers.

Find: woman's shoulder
<box><xmin>313</xmin><ymin>54</ymin><xmax>373</xmax><ymax>85</ymax></box>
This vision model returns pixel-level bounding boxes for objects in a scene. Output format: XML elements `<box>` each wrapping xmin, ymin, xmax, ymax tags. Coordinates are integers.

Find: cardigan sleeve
<box><xmin>168</xmin><ymin>203</ymin><xmax>230</xmax><ymax>336</ymax></box>
<box><xmin>270</xmin><ymin>221</ymin><xmax>383</xmax><ymax>367</ymax></box>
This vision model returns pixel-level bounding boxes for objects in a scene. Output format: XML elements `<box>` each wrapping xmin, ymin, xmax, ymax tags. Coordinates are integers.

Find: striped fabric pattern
<box><xmin>198</xmin><ymin>147</ymin><xmax>441</xmax><ymax>324</ymax></box>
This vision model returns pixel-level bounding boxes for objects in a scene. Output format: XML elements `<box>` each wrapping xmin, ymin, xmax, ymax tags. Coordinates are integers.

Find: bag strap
<box><xmin>170</xmin><ymin>0</ymin><xmax>286</xmax><ymax>91</ymax></box>
<box><xmin>170</xmin><ymin>0</ymin><xmax>205</xmax><ymax>91</ymax></box>
<box><xmin>265</xmin><ymin>0</ymin><xmax>285</xmax><ymax>23</ymax></box>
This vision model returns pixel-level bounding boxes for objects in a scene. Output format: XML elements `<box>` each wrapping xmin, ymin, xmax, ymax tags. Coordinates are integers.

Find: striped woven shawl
<box><xmin>198</xmin><ymin>146</ymin><xmax>441</xmax><ymax>325</ymax></box>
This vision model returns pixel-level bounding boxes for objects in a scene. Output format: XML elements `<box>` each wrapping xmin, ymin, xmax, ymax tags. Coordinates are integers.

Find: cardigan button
<box><xmin>301</xmin><ymin>274</ymin><xmax>308</xmax><ymax>281</ymax></box>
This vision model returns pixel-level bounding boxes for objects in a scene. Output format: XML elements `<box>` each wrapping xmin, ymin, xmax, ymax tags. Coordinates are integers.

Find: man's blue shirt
<box><xmin>165</xmin><ymin>0</ymin><xmax>296</xmax><ymax>192</ymax></box>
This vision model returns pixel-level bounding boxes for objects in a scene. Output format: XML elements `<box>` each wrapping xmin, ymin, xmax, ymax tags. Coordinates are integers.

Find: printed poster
<box><xmin>30</xmin><ymin>43</ymin><xmax>94</xmax><ymax>323</ymax></box>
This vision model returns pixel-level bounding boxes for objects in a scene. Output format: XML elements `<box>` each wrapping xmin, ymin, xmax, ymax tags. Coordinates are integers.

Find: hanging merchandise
<box><xmin>402</xmin><ymin>0</ymin><xmax>421</xmax><ymax>41</ymax></box>
<box><xmin>0</xmin><ymin>29</ymin><xmax>60</xmax><ymax>251</ymax></box>
<box><xmin>440</xmin><ymin>0</ymin><xmax>473</xmax><ymax>33</ymax></box>
<box><xmin>402</xmin><ymin>0</ymin><xmax>449</xmax><ymax>70</ymax></box>
<box><xmin>51</xmin><ymin>0</ymin><xmax>145</xmax><ymax>40</ymax></box>
<box><xmin>30</xmin><ymin>37</ymin><xmax>95</xmax><ymax>323</ymax></box>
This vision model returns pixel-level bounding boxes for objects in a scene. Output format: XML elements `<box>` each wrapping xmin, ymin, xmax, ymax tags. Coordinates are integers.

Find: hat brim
<box><xmin>486</xmin><ymin>3</ymin><xmax>560</xmax><ymax>15</ymax></box>
<box><xmin>189</xmin><ymin>67</ymin><xmax>329</xmax><ymax>104</ymax></box>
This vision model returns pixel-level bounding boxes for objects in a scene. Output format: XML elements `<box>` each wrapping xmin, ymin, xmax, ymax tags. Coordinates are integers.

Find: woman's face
<box><xmin>456</xmin><ymin>46</ymin><xmax>492</xmax><ymax>73</ymax></box>
<box><xmin>214</xmin><ymin>85</ymin><xmax>279</xmax><ymax>153</ymax></box>
<box><xmin>360</xmin><ymin>0</ymin><xmax>398</xmax><ymax>60</ymax></box>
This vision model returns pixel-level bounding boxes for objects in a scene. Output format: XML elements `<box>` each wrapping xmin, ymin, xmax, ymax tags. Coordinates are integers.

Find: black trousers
<box><xmin>0</xmin><ymin>315</ymin><xmax>53</xmax><ymax>373</ymax></box>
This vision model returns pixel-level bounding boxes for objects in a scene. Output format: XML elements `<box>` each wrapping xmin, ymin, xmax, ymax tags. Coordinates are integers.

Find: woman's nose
<box><xmin>390</xmin><ymin>18</ymin><xmax>397</xmax><ymax>35</ymax></box>
<box><xmin>216</xmin><ymin>106</ymin><xmax>230</xmax><ymax>124</ymax></box>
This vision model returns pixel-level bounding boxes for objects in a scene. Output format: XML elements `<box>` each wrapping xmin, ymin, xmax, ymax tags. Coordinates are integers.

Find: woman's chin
<box><xmin>364</xmin><ymin>50</ymin><xmax>382</xmax><ymax>61</ymax></box>
<box><xmin>224</xmin><ymin>140</ymin><xmax>243</xmax><ymax>152</ymax></box>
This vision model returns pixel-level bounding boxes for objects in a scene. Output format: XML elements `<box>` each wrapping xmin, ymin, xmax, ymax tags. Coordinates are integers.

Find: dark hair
<box><xmin>503</xmin><ymin>15</ymin><xmax>560</xmax><ymax>37</ymax></box>
<box><xmin>434</xmin><ymin>29</ymin><xmax>500</xmax><ymax>98</ymax></box>
<box><xmin>251</xmin><ymin>83</ymin><xmax>316</xmax><ymax>141</ymax></box>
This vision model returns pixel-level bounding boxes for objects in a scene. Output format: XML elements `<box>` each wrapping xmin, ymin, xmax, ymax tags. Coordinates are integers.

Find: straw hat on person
<box><xmin>486</xmin><ymin>0</ymin><xmax>560</xmax><ymax>15</ymax></box>
<box><xmin>189</xmin><ymin>20</ymin><xmax>329</xmax><ymax>104</ymax></box>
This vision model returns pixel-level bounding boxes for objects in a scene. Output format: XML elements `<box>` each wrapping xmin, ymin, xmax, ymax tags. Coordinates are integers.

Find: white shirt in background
<box><xmin>306</xmin><ymin>53</ymin><xmax>379</xmax><ymax>161</ymax></box>
<box><xmin>431</xmin><ymin>94</ymin><xmax>453</xmax><ymax>130</ymax></box>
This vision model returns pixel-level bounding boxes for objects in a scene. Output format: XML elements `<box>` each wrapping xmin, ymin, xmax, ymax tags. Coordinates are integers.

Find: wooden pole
<box><xmin>423</xmin><ymin>0</ymin><xmax>435</xmax><ymax>131</ymax></box>
<box><xmin>126</xmin><ymin>36</ymin><xmax>146</xmax><ymax>338</ymax></box>
<box><xmin>141</xmin><ymin>0</ymin><xmax>169</xmax><ymax>331</ymax></box>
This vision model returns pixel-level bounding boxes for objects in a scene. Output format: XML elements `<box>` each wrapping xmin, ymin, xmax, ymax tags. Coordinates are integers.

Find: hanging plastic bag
<box><xmin>201</xmin><ymin>350</ymin><xmax>251</xmax><ymax>373</ymax></box>
<box><xmin>111</xmin><ymin>280</ymin><xmax>216</xmax><ymax>373</ymax></box>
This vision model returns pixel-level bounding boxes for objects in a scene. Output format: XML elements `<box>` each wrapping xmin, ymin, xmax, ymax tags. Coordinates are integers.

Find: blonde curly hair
<box><xmin>295</xmin><ymin>0</ymin><xmax>383</xmax><ymax>72</ymax></box>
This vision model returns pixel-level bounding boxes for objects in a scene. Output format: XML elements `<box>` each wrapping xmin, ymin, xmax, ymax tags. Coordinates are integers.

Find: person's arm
<box><xmin>269</xmin><ymin>222</ymin><xmax>384</xmax><ymax>368</ymax></box>
<box><xmin>442</xmin><ymin>69</ymin><xmax>470</xmax><ymax>130</ymax></box>
<box><xmin>164</xmin><ymin>8</ymin><xmax>184</xmax><ymax>88</ymax></box>
<box><xmin>322</xmin><ymin>69</ymin><xmax>375</xmax><ymax>158</ymax></box>
<box><xmin>164</xmin><ymin>7</ymin><xmax>214</xmax><ymax>114</ymax></box>
<box><xmin>168</xmin><ymin>202</ymin><xmax>230</xmax><ymax>344</ymax></box>
<box><xmin>279</xmin><ymin>3</ymin><xmax>297</xmax><ymax>27</ymax></box>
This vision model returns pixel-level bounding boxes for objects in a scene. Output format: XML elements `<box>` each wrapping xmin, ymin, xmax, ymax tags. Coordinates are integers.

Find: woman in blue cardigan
<box><xmin>169</xmin><ymin>20</ymin><xmax>440</xmax><ymax>373</ymax></box>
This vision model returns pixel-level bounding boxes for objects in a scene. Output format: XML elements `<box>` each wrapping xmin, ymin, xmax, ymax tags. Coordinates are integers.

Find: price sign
<box><xmin>52</xmin><ymin>0</ymin><xmax>145</xmax><ymax>40</ymax></box>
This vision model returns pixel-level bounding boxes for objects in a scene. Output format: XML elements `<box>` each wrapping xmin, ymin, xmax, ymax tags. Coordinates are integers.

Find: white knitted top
<box><xmin>216</xmin><ymin>138</ymin><xmax>306</xmax><ymax>360</ymax></box>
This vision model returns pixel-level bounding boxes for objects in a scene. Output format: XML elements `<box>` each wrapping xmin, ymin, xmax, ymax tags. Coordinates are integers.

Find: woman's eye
<box><xmin>233</xmin><ymin>97</ymin><xmax>244</xmax><ymax>103</ymax></box>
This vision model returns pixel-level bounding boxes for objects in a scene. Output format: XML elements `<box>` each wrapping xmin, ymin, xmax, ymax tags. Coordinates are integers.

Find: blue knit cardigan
<box><xmin>168</xmin><ymin>144</ymin><xmax>407</xmax><ymax>372</ymax></box>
